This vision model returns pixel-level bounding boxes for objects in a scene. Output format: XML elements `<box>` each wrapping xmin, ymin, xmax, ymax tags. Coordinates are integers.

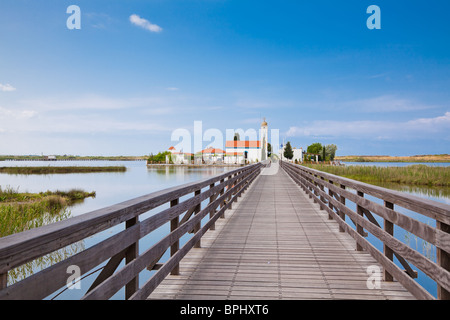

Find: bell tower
<box><xmin>260</xmin><ymin>117</ymin><xmax>268</xmax><ymax>161</ymax></box>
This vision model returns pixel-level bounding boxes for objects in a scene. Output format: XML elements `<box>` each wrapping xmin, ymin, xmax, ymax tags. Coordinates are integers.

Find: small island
<box><xmin>0</xmin><ymin>166</ymin><xmax>127</xmax><ymax>175</ymax></box>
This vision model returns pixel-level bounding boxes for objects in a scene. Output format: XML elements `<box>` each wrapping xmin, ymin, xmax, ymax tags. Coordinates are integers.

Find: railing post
<box><xmin>437</xmin><ymin>221</ymin><xmax>450</xmax><ymax>300</ymax></box>
<box><xmin>170</xmin><ymin>198</ymin><xmax>180</xmax><ymax>275</ymax></box>
<box><xmin>319</xmin><ymin>176</ymin><xmax>326</xmax><ymax>211</ymax></box>
<box><xmin>194</xmin><ymin>190</ymin><xmax>201</xmax><ymax>248</ymax></box>
<box><xmin>219</xmin><ymin>178</ymin><xmax>225</xmax><ymax>219</ymax></box>
<box><xmin>0</xmin><ymin>273</ymin><xmax>7</xmax><ymax>290</ymax></box>
<box><xmin>327</xmin><ymin>179</ymin><xmax>334</xmax><ymax>220</ymax></box>
<box><xmin>209</xmin><ymin>183</ymin><xmax>216</xmax><ymax>230</ymax></box>
<box><xmin>125</xmin><ymin>216</ymin><xmax>139</xmax><ymax>299</ymax></box>
<box><xmin>339</xmin><ymin>184</ymin><xmax>346</xmax><ymax>232</ymax></box>
<box><xmin>356</xmin><ymin>191</ymin><xmax>364</xmax><ymax>252</ymax></box>
<box><xmin>384</xmin><ymin>201</ymin><xmax>394</xmax><ymax>282</ymax></box>
<box><xmin>227</xmin><ymin>174</ymin><xmax>233</xmax><ymax>210</ymax></box>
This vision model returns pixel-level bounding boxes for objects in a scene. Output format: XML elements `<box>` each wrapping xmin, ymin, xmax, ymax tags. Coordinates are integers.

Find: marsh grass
<box><xmin>303</xmin><ymin>164</ymin><xmax>450</xmax><ymax>187</ymax></box>
<box><xmin>0</xmin><ymin>186</ymin><xmax>96</xmax><ymax>237</ymax></box>
<box><xmin>335</xmin><ymin>154</ymin><xmax>450</xmax><ymax>163</ymax></box>
<box><xmin>0</xmin><ymin>166</ymin><xmax>126</xmax><ymax>175</ymax></box>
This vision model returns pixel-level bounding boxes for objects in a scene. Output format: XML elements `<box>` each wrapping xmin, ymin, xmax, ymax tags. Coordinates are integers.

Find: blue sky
<box><xmin>0</xmin><ymin>0</ymin><xmax>449</xmax><ymax>156</ymax></box>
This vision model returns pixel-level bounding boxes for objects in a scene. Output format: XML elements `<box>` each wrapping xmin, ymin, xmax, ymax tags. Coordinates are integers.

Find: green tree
<box><xmin>325</xmin><ymin>144</ymin><xmax>338</xmax><ymax>161</ymax></box>
<box><xmin>284</xmin><ymin>141</ymin><xmax>294</xmax><ymax>160</ymax></box>
<box><xmin>267</xmin><ymin>143</ymin><xmax>272</xmax><ymax>157</ymax></box>
<box><xmin>148</xmin><ymin>151</ymin><xmax>171</xmax><ymax>163</ymax></box>
<box><xmin>307</xmin><ymin>143</ymin><xmax>322</xmax><ymax>154</ymax></box>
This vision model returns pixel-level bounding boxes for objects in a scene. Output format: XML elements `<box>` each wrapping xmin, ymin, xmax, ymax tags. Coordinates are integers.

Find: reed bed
<box><xmin>0</xmin><ymin>166</ymin><xmax>126</xmax><ymax>175</ymax></box>
<box><xmin>335</xmin><ymin>154</ymin><xmax>450</xmax><ymax>163</ymax></box>
<box><xmin>0</xmin><ymin>187</ymin><xmax>95</xmax><ymax>237</ymax></box>
<box><xmin>303</xmin><ymin>164</ymin><xmax>450</xmax><ymax>187</ymax></box>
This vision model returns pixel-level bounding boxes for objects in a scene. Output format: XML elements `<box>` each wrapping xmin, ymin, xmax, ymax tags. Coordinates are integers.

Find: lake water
<box><xmin>1</xmin><ymin>160</ymin><xmax>449</xmax><ymax>299</ymax></box>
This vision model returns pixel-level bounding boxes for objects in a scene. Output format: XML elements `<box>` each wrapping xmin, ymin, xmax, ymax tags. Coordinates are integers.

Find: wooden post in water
<box><xmin>383</xmin><ymin>201</ymin><xmax>394</xmax><ymax>282</ymax></box>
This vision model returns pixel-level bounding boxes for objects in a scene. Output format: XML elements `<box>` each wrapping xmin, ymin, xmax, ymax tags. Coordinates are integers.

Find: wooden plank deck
<box><xmin>148</xmin><ymin>163</ymin><xmax>415</xmax><ymax>300</ymax></box>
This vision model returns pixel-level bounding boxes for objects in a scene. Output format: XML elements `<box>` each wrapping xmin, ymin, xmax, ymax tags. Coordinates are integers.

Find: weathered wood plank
<box><xmin>149</xmin><ymin>163</ymin><xmax>416</xmax><ymax>300</ymax></box>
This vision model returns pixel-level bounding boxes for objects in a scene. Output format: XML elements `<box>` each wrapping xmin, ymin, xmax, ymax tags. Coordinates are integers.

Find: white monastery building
<box><xmin>224</xmin><ymin>118</ymin><xmax>269</xmax><ymax>164</ymax></box>
<box><xmin>165</xmin><ymin>118</ymin><xmax>270</xmax><ymax>165</ymax></box>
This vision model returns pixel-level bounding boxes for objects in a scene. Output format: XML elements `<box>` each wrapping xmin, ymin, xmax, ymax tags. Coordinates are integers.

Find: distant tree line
<box><xmin>148</xmin><ymin>151</ymin><xmax>172</xmax><ymax>163</ymax></box>
<box><xmin>282</xmin><ymin>142</ymin><xmax>337</xmax><ymax>162</ymax></box>
<box><xmin>305</xmin><ymin>143</ymin><xmax>337</xmax><ymax>162</ymax></box>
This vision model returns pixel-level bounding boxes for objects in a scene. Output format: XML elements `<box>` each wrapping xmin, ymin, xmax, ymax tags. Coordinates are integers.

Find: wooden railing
<box><xmin>281</xmin><ymin>161</ymin><xmax>450</xmax><ymax>300</ymax></box>
<box><xmin>0</xmin><ymin>163</ymin><xmax>262</xmax><ymax>300</ymax></box>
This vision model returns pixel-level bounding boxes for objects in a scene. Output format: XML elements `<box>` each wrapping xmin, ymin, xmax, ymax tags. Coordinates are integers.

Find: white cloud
<box><xmin>349</xmin><ymin>95</ymin><xmax>436</xmax><ymax>112</ymax></box>
<box><xmin>286</xmin><ymin>112</ymin><xmax>450</xmax><ymax>140</ymax></box>
<box><xmin>0</xmin><ymin>107</ymin><xmax>37</xmax><ymax>119</ymax></box>
<box><xmin>18</xmin><ymin>94</ymin><xmax>178</xmax><ymax>112</ymax></box>
<box><xmin>129</xmin><ymin>14</ymin><xmax>162</xmax><ymax>33</ymax></box>
<box><xmin>0</xmin><ymin>83</ymin><xmax>16</xmax><ymax>92</ymax></box>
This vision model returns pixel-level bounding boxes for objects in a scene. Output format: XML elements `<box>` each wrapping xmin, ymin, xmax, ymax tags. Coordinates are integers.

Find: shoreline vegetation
<box><xmin>0</xmin><ymin>155</ymin><xmax>146</xmax><ymax>161</ymax></box>
<box><xmin>0</xmin><ymin>166</ymin><xmax>127</xmax><ymax>175</ymax></box>
<box><xmin>335</xmin><ymin>154</ymin><xmax>450</xmax><ymax>163</ymax></box>
<box><xmin>303</xmin><ymin>164</ymin><xmax>450</xmax><ymax>187</ymax></box>
<box><xmin>0</xmin><ymin>187</ymin><xmax>96</xmax><ymax>237</ymax></box>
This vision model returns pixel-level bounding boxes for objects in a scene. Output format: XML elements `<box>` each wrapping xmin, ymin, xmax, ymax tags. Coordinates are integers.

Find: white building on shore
<box><xmin>224</xmin><ymin>118</ymin><xmax>269</xmax><ymax>164</ymax></box>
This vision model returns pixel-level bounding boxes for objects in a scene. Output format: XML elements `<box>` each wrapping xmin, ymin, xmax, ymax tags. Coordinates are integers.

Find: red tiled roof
<box><xmin>202</xmin><ymin>147</ymin><xmax>225</xmax><ymax>154</ymax></box>
<box><xmin>168</xmin><ymin>146</ymin><xmax>176</xmax><ymax>150</ymax></box>
<box><xmin>225</xmin><ymin>141</ymin><xmax>260</xmax><ymax>148</ymax></box>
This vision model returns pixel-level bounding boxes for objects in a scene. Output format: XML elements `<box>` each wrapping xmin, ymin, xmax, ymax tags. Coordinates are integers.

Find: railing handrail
<box><xmin>290</xmin><ymin>163</ymin><xmax>450</xmax><ymax>224</ymax></box>
<box><xmin>0</xmin><ymin>163</ymin><xmax>262</xmax><ymax>299</ymax></box>
<box><xmin>281</xmin><ymin>161</ymin><xmax>450</xmax><ymax>300</ymax></box>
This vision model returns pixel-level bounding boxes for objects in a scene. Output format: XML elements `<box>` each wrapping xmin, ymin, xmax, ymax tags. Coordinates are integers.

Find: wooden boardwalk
<box><xmin>149</xmin><ymin>163</ymin><xmax>415</xmax><ymax>300</ymax></box>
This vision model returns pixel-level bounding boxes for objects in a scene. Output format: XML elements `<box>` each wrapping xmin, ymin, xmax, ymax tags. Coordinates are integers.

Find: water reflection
<box><xmin>8</xmin><ymin>241</ymin><xmax>85</xmax><ymax>286</ymax></box>
<box><xmin>368</xmin><ymin>181</ymin><xmax>450</xmax><ymax>203</ymax></box>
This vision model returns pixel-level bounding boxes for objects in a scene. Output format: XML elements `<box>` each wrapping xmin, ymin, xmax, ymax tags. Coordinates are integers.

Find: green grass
<box><xmin>0</xmin><ymin>186</ymin><xmax>95</xmax><ymax>237</ymax></box>
<box><xmin>0</xmin><ymin>166</ymin><xmax>126</xmax><ymax>175</ymax></box>
<box><xmin>302</xmin><ymin>164</ymin><xmax>450</xmax><ymax>187</ymax></box>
